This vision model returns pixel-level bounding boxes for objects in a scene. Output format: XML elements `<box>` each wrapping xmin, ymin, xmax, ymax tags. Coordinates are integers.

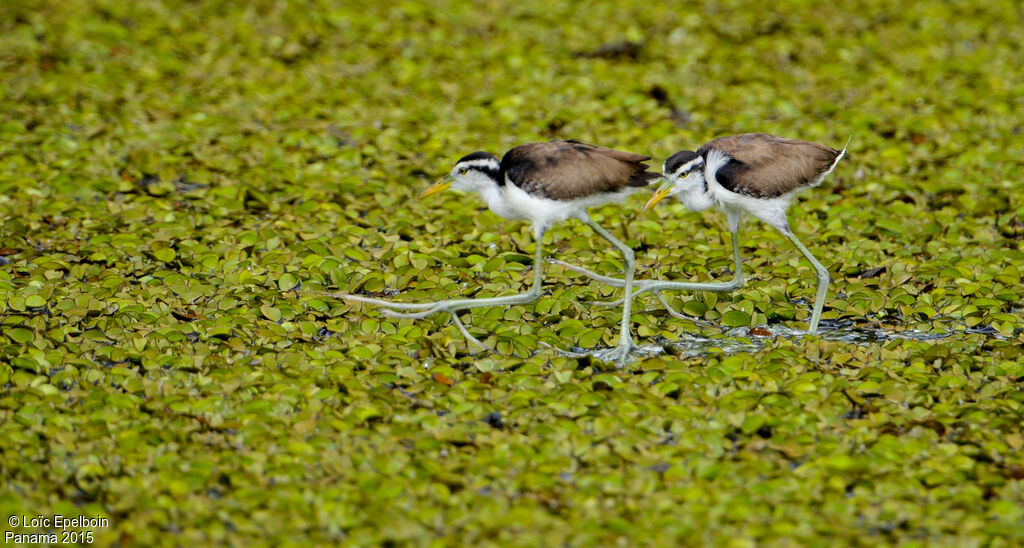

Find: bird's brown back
<box><xmin>502</xmin><ymin>140</ymin><xmax>659</xmax><ymax>201</ymax></box>
<box><xmin>699</xmin><ymin>133</ymin><xmax>842</xmax><ymax>198</ymax></box>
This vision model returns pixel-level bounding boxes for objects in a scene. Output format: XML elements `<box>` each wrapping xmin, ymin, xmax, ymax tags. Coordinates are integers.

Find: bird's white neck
<box><xmin>703</xmin><ymin>149</ymin><xmax>731</xmax><ymax>189</ymax></box>
<box><xmin>676</xmin><ymin>185</ymin><xmax>715</xmax><ymax>211</ymax></box>
<box><xmin>476</xmin><ymin>182</ymin><xmax>511</xmax><ymax>217</ymax></box>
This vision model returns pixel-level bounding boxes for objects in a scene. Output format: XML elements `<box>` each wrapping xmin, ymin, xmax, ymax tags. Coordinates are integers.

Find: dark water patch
<box><xmin>546</xmin><ymin>321</ymin><xmax>1008</xmax><ymax>364</ymax></box>
<box><xmin>728</xmin><ymin>324</ymin><xmax>956</xmax><ymax>344</ymax></box>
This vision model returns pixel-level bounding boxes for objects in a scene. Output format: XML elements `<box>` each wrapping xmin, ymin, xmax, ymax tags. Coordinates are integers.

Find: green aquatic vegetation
<box><xmin>2</xmin><ymin>0</ymin><xmax>1023</xmax><ymax>545</ymax></box>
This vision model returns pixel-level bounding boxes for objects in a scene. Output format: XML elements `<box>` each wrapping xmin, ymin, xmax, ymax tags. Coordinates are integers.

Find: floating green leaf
<box><xmin>6</xmin><ymin>327</ymin><xmax>34</xmax><ymax>344</ymax></box>
<box><xmin>24</xmin><ymin>295</ymin><xmax>46</xmax><ymax>308</ymax></box>
<box><xmin>721</xmin><ymin>310</ymin><xmax>752</xmax><ymax>327</ymax></box>
<box><xmin>577</xmin><ymin>328</ymin><xmax>605</xmax><ymax>349</ymax></box>
<box><xmin>278</xmin><ymin>273</ymin><xmax>299</xmax><ymax>291</ymax></box>
<box><xmin>260</xmin><ymin>305</ymin><xmax>282</xmax><ymax>322</ymax></box>
<box><xmin>152</xmin><ymin>248</ymin><xmax>176</xmax><ymax>263</ymax></box>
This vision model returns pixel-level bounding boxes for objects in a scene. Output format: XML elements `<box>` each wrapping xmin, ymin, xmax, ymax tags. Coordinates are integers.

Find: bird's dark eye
<box><xmin>459</xmin><ymin>168</ymin><xmax>468</xmax><ymax>175</ymax></box>
<box><xmin>681</xmin><ymin>172</ymin><xmax>690</xmax><ymax>178</ymax></box>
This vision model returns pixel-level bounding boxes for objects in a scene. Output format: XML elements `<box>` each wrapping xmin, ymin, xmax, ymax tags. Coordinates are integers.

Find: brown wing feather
<box><xmin>502</xmin><ymin>140</ymin><xmax>658</xmax><ymax>201</ymax></box>
<box><xmin>699</xmin><ymin>133</ymin><xmax>841</xmax><ymax>198</ymax></box>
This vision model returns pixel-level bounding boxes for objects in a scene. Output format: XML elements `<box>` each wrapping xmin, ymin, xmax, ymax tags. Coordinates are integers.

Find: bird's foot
<box><xmin>377</xmin><ymin>305</ymin><xmax>498</xmax><ymax>352</ymax></box>
<box><xmin>541</xmin><ymin>339</ymin><xmax>639</xmax><ymax>368</ymax></box>
<box><xmin>552</xmin><ymin>262</ymin><xmax>671</xmax><ymax>297</ymax></box>
<box><xmin>599</xmin><ymin>338</ymin><xmax>639</xmax><ymax>369</ymax></box>
<box><xmin>338</xmin><ymin>294</ymin><xmax>496</xmax><ymax>352</ymax></box>
<box><xmin>586</xmin><ymin>279</ymin><xmax>663</xmax><ymax>307</ymax></box>
<box><xmin>587</xmin><ymin>296</ymin><xmax>626</xmax><ymax>307</ymax></box>
<box><xmin>448</xmin><ymin>311</ymin><xmax>495</xmax><ymax>353</ymax></box>
<box><xmin>547</xmin><ymin>258</ymin><xmax>628</xmax><ymax>287</ymax></box>
<box><xmin>537</xmin><ymin>341</ymin><xmax>589</xmax><ymax>358</ymax></box>
<box><xmin>335</xmin><ymin>293</ymin><xmax>440</xmax><ymax>313</ymax></box>
<box><xmin>379</xmin><ymin>304</ymin><xmax>452</xmax><ymax>320</ymax></box>
<box><xmin>342</xmin><ymin>294</ymin><xmax>488</xmax><ymax>319</ymax></box>
<box><xmin>650</xmin><ymin>291</ymin><xmax>690</xmax><ymax>319</ymax></box>
<box><xmin>550</xmin><ymin>260</ymin><xmax>689</xmax><ymax>317</ymax></box>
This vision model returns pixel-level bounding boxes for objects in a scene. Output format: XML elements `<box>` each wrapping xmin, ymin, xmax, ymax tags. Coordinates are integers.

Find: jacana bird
<box><xmin>340</xmin><ymin>139</ymin><xmax>659</xmax><ymax>365</ymax></box>
<box><xmin>555</xmin><ymin>133</ymin><xmax>848</xmax><ymax>333</ymax></box>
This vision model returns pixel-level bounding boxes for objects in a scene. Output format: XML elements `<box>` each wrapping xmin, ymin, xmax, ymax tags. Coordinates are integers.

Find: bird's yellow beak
<box><xmin>643</xmin><ymin>181</ymin><xmax>674</xmax><ymax>213</ymax></box>
<box><xmin>420</xmin><ymin>175</ymin><xmax>453</xmax><ymax>198</ymax></box>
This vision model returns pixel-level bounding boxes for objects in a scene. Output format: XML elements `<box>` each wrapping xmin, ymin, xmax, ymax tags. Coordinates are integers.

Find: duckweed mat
<box><xmin>2</xmin><ymin>0</ymin><xmax>1023</xmax><ymax>545</ymax></box>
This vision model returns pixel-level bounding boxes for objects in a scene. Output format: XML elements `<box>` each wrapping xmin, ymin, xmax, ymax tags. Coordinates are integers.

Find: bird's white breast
<box><xmin>502</xmin><ymin>183</ymin><xmax>579</xmax><ymax>225</ymax></box>
<box><xmin>501</xmin><ymin>177</ymin><xmax>641</xmax><ymax>232</ymax></box>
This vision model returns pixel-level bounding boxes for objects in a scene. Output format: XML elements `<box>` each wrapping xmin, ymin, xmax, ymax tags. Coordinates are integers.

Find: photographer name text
<box><xmin>6</xmin><ymin>514</ymin><xmax>108</xmax><ymax>545</ymax></box>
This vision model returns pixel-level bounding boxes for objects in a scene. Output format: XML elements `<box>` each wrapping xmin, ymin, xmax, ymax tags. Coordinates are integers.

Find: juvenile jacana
<box><xmin>340</xmin><ymin>139</ymin><xmax>658</xmax><ymax>365</ymax></box>
<box><xmin>556</xmin><ymin>133</ymin><xmax>848</xmax><ymax>333</ymax></box>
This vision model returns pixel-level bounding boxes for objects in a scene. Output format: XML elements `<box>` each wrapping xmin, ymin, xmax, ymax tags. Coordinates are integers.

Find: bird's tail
<box><xmin>827</xmin><ymin>136</ymin><xmax>852</xmax><ymax>174</ymax></box>
<box><xmin>630</xmin><ymin>170</ymin><xmax>662</xmax><ymax>187</ymax></box>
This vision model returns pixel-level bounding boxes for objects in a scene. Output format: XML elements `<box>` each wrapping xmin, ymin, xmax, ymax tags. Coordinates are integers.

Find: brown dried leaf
<box><xmin>432</xmin><ymin>372</ymin><xmax>455</xmax><ymax>386</ymax></box>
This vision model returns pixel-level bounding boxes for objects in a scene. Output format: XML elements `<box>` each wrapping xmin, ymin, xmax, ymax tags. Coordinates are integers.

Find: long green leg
<box><xmin>338</xmin><ymin>230</ymin><xmax>547</xmax><ymax>348</ymax></box>
<box><xmin>553</xmin><ymin>226</ymin><xmax>745</xmax><ymax>316</ymax></box>
<box><xmin>449</xmin><ymin>312</ymin><xmax>491</xmax><ymax>352</ymax></box>
<box><xmin>781</xmin><ymin>228</ymin><xmax>829</xmax><ymax>333</ymax></box>
<box><xmin>583</xmin><ymin>218</ymin><xmax>636</xmax><ymax>368</ymax></box>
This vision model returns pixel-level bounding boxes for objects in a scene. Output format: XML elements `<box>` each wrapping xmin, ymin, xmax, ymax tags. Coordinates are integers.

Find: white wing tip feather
<box><xmin>826</xmin><ymin>135</ymin><xmax>851</xmax><ymax>174</ymax></box>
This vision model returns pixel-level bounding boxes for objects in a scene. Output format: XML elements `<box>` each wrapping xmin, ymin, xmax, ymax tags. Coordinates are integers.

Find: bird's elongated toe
<box><xmin>602</xmin><ymin>339</ymin><xmax>638</xmax><ymax>369</ymax></box>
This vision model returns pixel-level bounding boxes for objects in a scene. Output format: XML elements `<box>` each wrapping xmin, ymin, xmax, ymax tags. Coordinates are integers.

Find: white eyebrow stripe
<box><xmin>670</xmin><ymin>158</ymin><xmax>702</xmax><ymax>176</ymax></box>
<box><xmin>457</xmin><ymin>158</ymin><xmax>500</xmax><ymax>170</ymax></box>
